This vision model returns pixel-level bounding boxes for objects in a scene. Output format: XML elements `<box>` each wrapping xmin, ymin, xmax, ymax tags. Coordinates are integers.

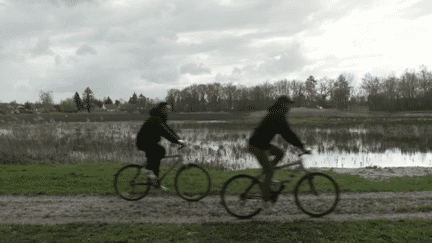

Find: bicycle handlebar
<box><xmin>298</xmin><ymin>150</ymin><xmax>312</xmax><ymax>156</ymax></box>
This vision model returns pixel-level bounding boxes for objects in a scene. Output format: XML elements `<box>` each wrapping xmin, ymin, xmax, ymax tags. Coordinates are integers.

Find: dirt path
<box><xmin>1</xmin><ymin>191</ymin><xmax>432</xmax><ymax>224</ymax></box>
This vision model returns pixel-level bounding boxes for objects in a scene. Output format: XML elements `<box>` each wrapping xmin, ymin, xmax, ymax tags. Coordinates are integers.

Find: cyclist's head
<box><xmin>149</xmin><ymin>102</ymin><xmax>169</xmax><ymax>121</ymax></box>
<box><xmin>269</xmin><ymin>95</ymin><xmax>294</xmax><ymax>114</ymax></box>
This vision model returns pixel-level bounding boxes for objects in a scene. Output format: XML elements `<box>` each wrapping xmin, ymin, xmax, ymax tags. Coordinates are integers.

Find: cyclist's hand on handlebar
<box><xmin>302</xmin><ymin>148</ymin><xmax>312</xmax><ymax>155</ymax></box>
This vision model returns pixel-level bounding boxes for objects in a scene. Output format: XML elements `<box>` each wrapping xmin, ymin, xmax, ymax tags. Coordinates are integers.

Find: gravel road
<box><xmin>1</xmin><ymin>191</ymin><xmax>432</xmax><ymax>224</ymax></box>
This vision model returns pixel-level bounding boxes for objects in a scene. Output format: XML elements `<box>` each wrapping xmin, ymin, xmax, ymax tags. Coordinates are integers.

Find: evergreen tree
<box><xmin>128</xmin><ymin>92</ymin><xmax>138</xmax><ymax>104</ymax></box>
<box><xmin>105</xmin><ymin>96</ymin><xmax>113</xmax><ymax>105</ymax></box>
<box><xmin>82</xmin><ymin>87</ymin><xmax>95</xmax><ymax>113</ymax></box>
<box><xmin>73</xmin><ymin>92</ymin><xmax>83</xmax><ymax>111</ymax></box>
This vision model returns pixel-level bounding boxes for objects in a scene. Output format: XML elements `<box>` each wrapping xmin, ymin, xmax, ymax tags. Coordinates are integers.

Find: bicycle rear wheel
<box><xmin>114</xmin><ymin>164</ymin><xmax>151</xmax><ymax>201</ymax></box>
<box><xmin>220</xmin><ymin>174</ymin><xmax>262</xmax><ymax>219</ymax></box>
<box><xmin>294</xmin><ymin>172</ymin><xmax>339</xmax><ymax>217</ymax></box>
<box><xmin>175</xmin><ymin>164</ymin><xmax>211</xmax><ymax>202</ymax></box>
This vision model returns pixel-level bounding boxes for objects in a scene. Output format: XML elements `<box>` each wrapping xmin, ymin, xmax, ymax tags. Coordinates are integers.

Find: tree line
<box><xmin>3</xmin><ymin>65</ymin><xmax>432</xmax><ymax>114</ymax></box>
<box><xmin>4</xmin><ymin>87</ymin><xmax>161</xmax><ymax>114</ymax></box>
<box><xmin>165</xmin><ymin>65</ymin><xmax>432</xmax><ymax>112</ymax></box>
<box><xmin>165</xmin><ymin>74</ymin><xmax>358</xmax><ymax>112</ymax></box>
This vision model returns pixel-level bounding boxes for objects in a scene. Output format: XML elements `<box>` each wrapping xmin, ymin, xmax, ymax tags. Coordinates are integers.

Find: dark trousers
<box><xmin>142</xmin><ymin>144</ymin><xmax>166</xmax><ymax>178</ymax></box>
<box><xmin>248</xmin><ymin>144</ymin><xmax>284</xmax><ymax>201</ymax></box>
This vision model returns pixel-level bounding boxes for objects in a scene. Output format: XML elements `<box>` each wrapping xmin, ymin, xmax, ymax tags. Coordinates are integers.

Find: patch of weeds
<box><xmin>394</xmin><ymin>206</ymin><xmax>414</xmax><ymax>213</ymax></box>
<box><xmin>373</xmin><ymin>208</ymin><xmax>386</xmax><ymax>212</ymax></box>
<box><xmin>418</xmin><ymin>205</ymin><xmax>432</xmax><ymax>212</ymax></box>
<box><xmin>365</xmin><ymin>165</ymin><xmax>378</xmax><ymax>169</ymax></box>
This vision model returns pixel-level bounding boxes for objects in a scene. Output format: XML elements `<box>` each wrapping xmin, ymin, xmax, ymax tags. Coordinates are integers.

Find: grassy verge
<box><xmin>2</xmin><ymin>219</ymin><xmax>432</xmax><ymax>242</ymax></box>
<box><xmin>1</xmin><ymin>162</ymin><xmax>432</xmax><ymax>196</ymax></box>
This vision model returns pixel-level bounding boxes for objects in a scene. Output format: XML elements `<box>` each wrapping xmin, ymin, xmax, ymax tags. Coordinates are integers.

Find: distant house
<box><xmin>101</xmin><ymin>104</ymin><xmax>118</xmax><ymax>112</ymax></box>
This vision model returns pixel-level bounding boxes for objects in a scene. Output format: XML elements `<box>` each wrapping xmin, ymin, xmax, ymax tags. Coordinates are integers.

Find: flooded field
<box><xmin>0</xmin><ymin>119</ymin><xmax>431</xmax><ymax>170</ymax></box>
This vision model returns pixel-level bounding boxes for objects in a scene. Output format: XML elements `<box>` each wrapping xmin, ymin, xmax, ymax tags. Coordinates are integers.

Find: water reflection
<box><xmin>304</xmin><ymin>149</ymin><xmax>432</xmax><ymax>168</ymax></box>
<box><xmin>235</xmin><ymin>149</ymin><xmax>432</xmax><ymax>170</ymax></box>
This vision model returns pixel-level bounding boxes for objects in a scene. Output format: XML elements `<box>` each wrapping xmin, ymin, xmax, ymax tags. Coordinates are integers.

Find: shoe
<box><xmin>140</xmin><ymin>168</ymin><xmax>157</xmax><ymax>179</ymax></box>
<box><xmin>261</xmin><ymin>200</ymin><xmax>270</xmax><ymax>210</ymax></box>
<box><xmin>151</xmin><ymin>184</ymin><xmax>169</xmax><ymax>191</ymax></box>
<box><xmin>260</xmin><ymin>200</ymin><xmax>277</xmax><ymax>212</ymax></box>
<box><xmin>258</xmin><ymin>176</ymin><xmax>280</xmax><ymax>189</ymax></box>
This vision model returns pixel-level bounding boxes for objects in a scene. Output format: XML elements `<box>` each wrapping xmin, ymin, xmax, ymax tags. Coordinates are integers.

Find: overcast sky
<box><xmin>0</xmin><ymin>0</ymin><xmax>431</xmax><ymax>104</ymax></box>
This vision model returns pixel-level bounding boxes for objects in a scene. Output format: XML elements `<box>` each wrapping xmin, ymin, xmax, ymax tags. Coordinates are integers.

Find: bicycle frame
<box><xmin>146</xmin><ymin>154</ymin><xmax>183</xmax><ymax>184</ymax></box>
<box><xmin>256</xmin><ymin>153</ymin><xmax>310</xmax><ymax>184</ymax></box>
<box><xmin>242</xmin><ymin>153</ymin><xmax>315</xmax><ymax>201</ymax></box>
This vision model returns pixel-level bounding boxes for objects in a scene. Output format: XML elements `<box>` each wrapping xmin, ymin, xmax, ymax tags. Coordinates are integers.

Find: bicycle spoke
<box><xmin>221</xmin><ymin>175</ymin><xmax>262</xmax><ymax>219</ymax></box>
<box><xmin>175</xmin><ymin>164</ymin><xmax>210</xmax><ymax>202</ymax></box>
<box><xmin>114</xmin><ymin>165</ymin><xmax>151</xmax><ymax>201</ymax></box>
<box><xmin>294</xmin><ymin>172</ymin><xmax>339</xmax><ymax>217</ymax></box>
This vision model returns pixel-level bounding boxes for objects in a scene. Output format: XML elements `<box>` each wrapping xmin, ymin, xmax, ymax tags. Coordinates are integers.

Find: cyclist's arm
<box><xmin>159</xmin><ymin>120</ymin><xmax>181</xmax><ymax>144</ymax></box>
<box><xmin>279</xmin><ymin>117</ymin><xmax>305</xmax><ymax>150</ymax></box>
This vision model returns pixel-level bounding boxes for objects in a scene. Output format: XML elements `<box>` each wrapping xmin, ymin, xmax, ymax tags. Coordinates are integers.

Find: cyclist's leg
<box><xmin>267</xmin><ymin>144</ymin><xmax>284</xmax><ymax>167</ymax></box>
<box><xmin>144</xmin><ymin>144</ymin><xmax>166</xmax><ymax>178</ymax></box>
<box><xmin>248</xmin><ymin>144</ymin><xmax>273</xmax><ymax>202</ymax></box>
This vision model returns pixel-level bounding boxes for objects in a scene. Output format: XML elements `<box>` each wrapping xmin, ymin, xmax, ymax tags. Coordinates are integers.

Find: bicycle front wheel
<box><xmin>294</xmin><ymin>172</ymin><xmax>340</xmax><ymax>217</ymax></box>
<box><xmin>175</xmin><ymin>164</ymin><xmax>211</xmax><ymax>202</ymax></box>
<box><xmin>114</xmin><ymin>164</ymin><xmax>151</xmax><ymax>201</ymax></box>
<box><xmin>220</xmin><ymin>174</ymin><xmax>262</xmax><ymax>219</ymax></box>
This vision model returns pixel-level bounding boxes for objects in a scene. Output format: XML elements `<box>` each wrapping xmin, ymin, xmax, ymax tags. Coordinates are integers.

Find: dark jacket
<box><xmin>136</xmin><ymin>112</ymin><xmax>180</xmax><ymax>150</ymax></box>
<box><xmin>248</xmin><ymin>111</ymin><xmax>304</xmax><ymax>150</ymax></box>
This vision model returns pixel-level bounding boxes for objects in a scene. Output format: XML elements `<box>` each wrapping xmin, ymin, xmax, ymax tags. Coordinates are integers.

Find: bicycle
<box><xmin>220</xmin><ymin>151</ymin><xmax>340</xmax><ymax>219</ymax></box>
<box><xmin>114</xmin><ymin>146</ymin><xmax>211</xmax><ymax>202</ymax></box>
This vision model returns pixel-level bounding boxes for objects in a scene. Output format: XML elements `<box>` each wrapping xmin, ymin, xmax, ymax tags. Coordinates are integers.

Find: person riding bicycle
<box><xmin>136</xmin><ymin>102</ymin><xmax>186</xmax><ymax>191</ymax></box>
<box><xmin>248</xmin><ymin>95</ymin><xmax>311</xmax><ymax>210</ymax></box>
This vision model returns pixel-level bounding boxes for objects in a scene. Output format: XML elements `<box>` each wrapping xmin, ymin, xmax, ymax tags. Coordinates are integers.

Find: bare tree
<box><xmin>317</xmin><ymin>77</ymin><xmax>335</xmax><ymax>108</ymax></box>
<box><xmin>332</xmin><ymin>74</ymin><xmax>351</xmax><ymax>110</ymax></box>
<box><xmin>417</xmin><ymin>65</ymin><xmax>432</xmax><ymax>97</ymax></box>
<box><xmin>39</xmin><ymin>90</ymin><xmax>54</xmax><ymax>112</ymax></box>
<box><xmin>305</xmin><ymin>76</ymin><xmax>317</xmax><ymax>107</ymax></box>
<box><xmin>274</xmin><ymin>79</ymin><xmax>290</xmax><ymax>97</ymax></box>
<box><xmin>290</xmin><ymin>80</ymin><xmax>305</xmax><ymax>107</ymax></box>
<box><xmin>223</xmin><ymin>83</ymin><xmax>238</xmax><ymax>111</ymax></box>
<box><xmin>260</xmin><ymin>81</ymin><xmax>275</xmax><ymax>109</ymax></box>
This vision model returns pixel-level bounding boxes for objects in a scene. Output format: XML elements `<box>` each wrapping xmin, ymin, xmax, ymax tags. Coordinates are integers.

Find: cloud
<box><xmin>55</xmin><ymin>55</ymin><xmax>62</xmax><ymax>65</ymax></box>
<box><xmin>140</xmin><ymin>64</ymin><xmax>180</xmax><ymax>84</ymax></box>
<box><xmin>1</xmin><ymin>0</ymin><xmax>431</xmax><ymax>104</ymax></box>
<box><xmin>241</xmin><ymin>43</ymin><xmax>308</xmax><ymax>76</ymax></box>
<box><xmin>75</xmin><ymin>44</ymin><xmax>97</xmax><ymax>55</ymax></box>
<box><xmin>180</xmin><ymin>63</ymin><xmax>211</xmax><ymax>75</ymax></box>
<box><xmin>232</xmin><ymin>67</ymin><xmax>242</xmax><ymax>75</ymax></box>
<box><xmin>31</xmin><ymin>38</ymin><xmax>54</xmax><ymax>57</ymax></box>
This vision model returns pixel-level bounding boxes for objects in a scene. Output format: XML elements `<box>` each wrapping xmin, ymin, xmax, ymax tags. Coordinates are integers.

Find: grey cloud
<box><xmin>402</xmin><ymin>1</ymin><xmax>432</xmax><ymax>19</ymax></box>
<box><xmin>31</xmin><ymin>38</ymin><xmax>54</xmax><ymax>57</ymax></box>
<box><xmin>180</xmin><ymin>63</ymin><xmax>211</xmax><ymax>75</ymax></box>
<box><xmin>76</xmin><ymin>44</ymin><xmax>97</xmax><ymax>55</ymax></box>
<box><xmin>232</xmin><ymin>67</ymin><xmax>242</xmax><ymax>75</ymax></box>
<box><xmin>55</xmin><ymin>55</ymin><xmax>61</xmax><ymax>65</ymax></box>
<box><xmin>214</xmin><ymin>72</ymin><xmax>240</xmax><ymax>83</ymax></box>
<box><xmin>255</xmin><ymin>43</ymin><xmax>307</xmax><ymax>75</ymax></box>
<box><xmin>43</xmin><ymin>64</ymin><xmax>132</xmax><ymax>96</ymax></box>
<box><xmin>140</xmin><ymin>65</ymin><xmax>180</xmax><ymax>84</ymax></box>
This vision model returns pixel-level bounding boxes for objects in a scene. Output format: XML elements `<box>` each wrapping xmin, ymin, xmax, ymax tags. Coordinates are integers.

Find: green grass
<box><xmin>2</xmin><ymin>162</ymin><xmax>432</xmax><ymax>242</ymax></box>
<box><xmin>2</xmin><ymin>219</ymin><xmax>432</xmax><ymax>242</ymax></box>
<box><xmin>1</xmin><ymin>162</ymin><xmax>432</xmax><ymax>196</ymax></box>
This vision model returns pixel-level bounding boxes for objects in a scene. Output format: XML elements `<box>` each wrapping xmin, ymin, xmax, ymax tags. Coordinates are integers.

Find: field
<box><xmin>1</xmin><ymin>108</ymin><xmax>432</xmax><ymax>168</ymax></box>
<box><xmin>1</xmin><ymin>108</ymin><xmax>432</xmax><ymax>242</ymax></box>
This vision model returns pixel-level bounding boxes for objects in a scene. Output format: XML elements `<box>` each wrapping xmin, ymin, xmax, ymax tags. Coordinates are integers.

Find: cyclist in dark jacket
<box><xmin>136</xmin><ymin>102</ymin><xmax>185</xmax><ymax>190</ymax></box>
<box><xmin>248</xmin><ymin>95</ymin><xmax>310</xmax><ymax>210</ymax></box>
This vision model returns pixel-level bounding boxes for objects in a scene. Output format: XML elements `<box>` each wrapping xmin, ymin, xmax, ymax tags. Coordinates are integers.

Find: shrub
<box><xmin>59</xmin><ymin>102</ymin><xmax>77</xmax><ymax>113</ymax></box>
